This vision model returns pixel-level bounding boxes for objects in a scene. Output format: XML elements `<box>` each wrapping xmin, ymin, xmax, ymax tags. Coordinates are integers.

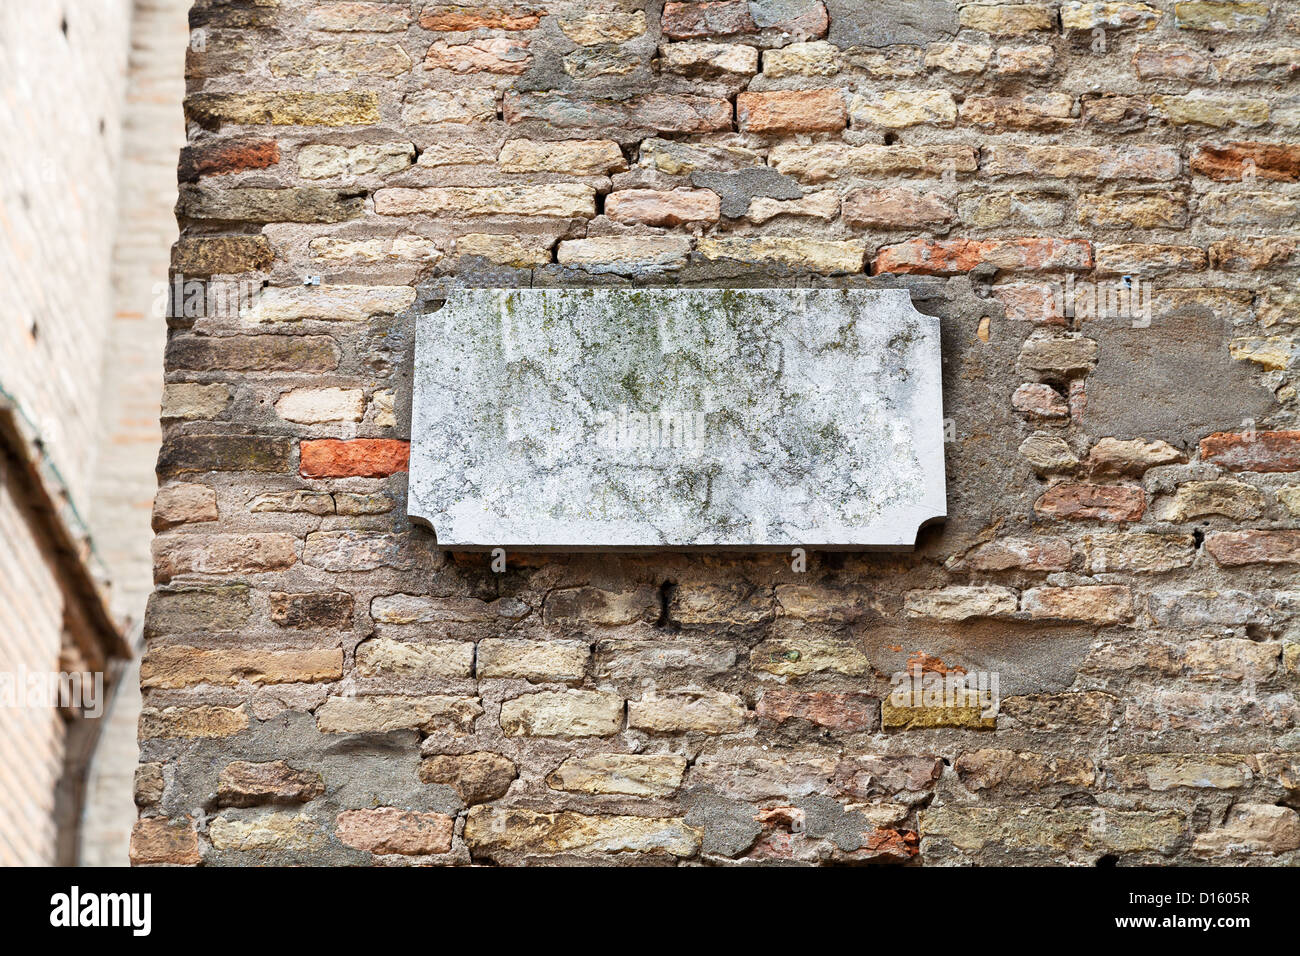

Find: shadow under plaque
<box><xmin>408</xmin><ymin>288</ymin><xmax>946</xmax><ymax>551</ymax></box>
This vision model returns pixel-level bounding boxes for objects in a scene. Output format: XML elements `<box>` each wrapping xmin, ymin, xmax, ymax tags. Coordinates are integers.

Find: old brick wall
<box><xmin>1</xmin><ymin>0</ymin><xmax>133</xmax><ymax>867</ymax></box>
<box><xmin>0</xmin><ymin>478</ymin><xmax>70</xmax><ymax>866</ymax></box>
<box><xmin>138</xmin><ymin>0</ymin><xmax>1300</xmax><ymax>865</ymax></box>
<box><xmin>0</xmin><ymin>2</ymin><xmax>133</xmax><ymax>512</ymax></box>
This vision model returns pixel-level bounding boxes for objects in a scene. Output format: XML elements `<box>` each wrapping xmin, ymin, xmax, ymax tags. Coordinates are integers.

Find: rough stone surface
<box><xmin>410</xmin><ymin>289</ymin><xmax>945</xmax><ymax>548</ymax></box>
<box><xmin>419</xmin><ymin>752</ymin><xmax>518</xmax><ymax>804</ymax></box>
<box><xmin>826</xmin><ymin>0</ymin><xmax>958</xmax><ymax>47</ymax></box>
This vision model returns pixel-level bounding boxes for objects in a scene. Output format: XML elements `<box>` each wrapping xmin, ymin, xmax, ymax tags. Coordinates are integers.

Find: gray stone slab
<box><xmin>825</xmin><ymin>0</ymin><xmax>958</xmax><ymax>48</ymax></box>
<box><xmin>409</xmin><ymin>288</ymin><xmax>946</xmax><ymax>549</ymax></box>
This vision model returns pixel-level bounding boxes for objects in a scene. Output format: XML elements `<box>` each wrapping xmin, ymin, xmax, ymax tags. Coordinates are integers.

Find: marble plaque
<box><xmin>409</xmin><ymin>288</ymin><xmax>946</xmax><ymax>549</ymax></box>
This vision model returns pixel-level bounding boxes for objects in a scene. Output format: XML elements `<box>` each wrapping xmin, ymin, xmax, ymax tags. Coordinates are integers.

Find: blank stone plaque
<box><xmin>409</xmin><ymin>288</ymin><xmax>946</xmax><ymax>549</ymax></box>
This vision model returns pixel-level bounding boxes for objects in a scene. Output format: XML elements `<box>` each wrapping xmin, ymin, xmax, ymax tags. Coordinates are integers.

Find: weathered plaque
<box><xmin>409</xmin><ymin>288</ymin><xmax>946</xmax><ymax>549</ymax></box>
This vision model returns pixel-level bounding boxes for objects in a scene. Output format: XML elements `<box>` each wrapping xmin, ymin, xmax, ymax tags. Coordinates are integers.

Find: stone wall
<box><xmin>137</xmin><ymin>0</ymin><xmax>1300</xmax><ymax>865</ymax></box>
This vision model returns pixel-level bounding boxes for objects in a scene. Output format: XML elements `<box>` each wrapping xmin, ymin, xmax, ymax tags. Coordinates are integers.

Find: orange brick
<box><xmin>300</xmin><ymin>439</ymin><xmax>410</xmax><ymax>478</ymax></box>
<box><xmin>1201</xmin><ymin>431</ymin><xmax>1300</xmax><ymax>472</ymax></box>
<box><xmin>873</xmin><ymin>238</ymin><xmax>1093</xmax><ymax>275</ymax></box>
<box><xmin>178</xmin><ymin>137</ymin><xmax>279</xmax><ymax>181</ymax></box>
<box><xmin>1191</xmin><ymin>142</ymin><xmax>1300</xmax><ymax>182</ymax></box>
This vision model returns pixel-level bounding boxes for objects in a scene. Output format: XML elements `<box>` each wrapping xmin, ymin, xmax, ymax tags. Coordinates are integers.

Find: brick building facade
<box><xmin>0</xmin><ymin>0</ymin><xmax>185</xmax><ymax>866</ymax></box>
<box><xmin>136</xmin><ymin>0</ymin><xmax>1300</xmax><ymax>865</ymax></box>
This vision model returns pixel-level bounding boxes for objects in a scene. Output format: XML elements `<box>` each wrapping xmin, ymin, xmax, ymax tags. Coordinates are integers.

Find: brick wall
<box><xmin>138</xmin><ymin>0</ymin><xmax>1300</xmax><ymax>865</ymax></box>
<box><xmin>0</xmin><ymin>1</ymin><xmax>132</xmax><ymax>513</ymax></box>
<box><xmin>0</xmin><ymin>0</ymin><xmax>135</xmax><ymax>867</ymax></box>
<box><xmin>0</xmin><ymin>478</ymin><xmax>68</xmax><ymax>866</ymax></box>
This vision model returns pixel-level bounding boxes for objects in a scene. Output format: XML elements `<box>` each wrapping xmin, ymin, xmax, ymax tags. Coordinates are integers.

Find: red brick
<box><xmin>1207</xmin><ymin>530</ymin><xmax>1300</xmax><ymax>566</ymax></box>
<box><xmin>179</xmin><ymin>137</ymin><xmax>280</xmax><ymax>181</ymax></box>
<box><xmin>1201</xmin><ymin>431</ymin><xmax>1300</xmax><ymax>472</ymax></box>
<box><xmin>1191</xmin><ymin>142</ymin><xmax>1300</xmax><ymax>183</ymax></box>
<box><xmin>300</xmin><ymin>439</ymin><xmax>410</xmax><ymax>478</ymax></box>
<box><xmin>756</xmin><ymin>689</ymin><xmax>879</xmax><ymax>732</ymax></box>
<box><xmin>873</xmin><ymin>238</ymin><xmax>1093</xmax><ymax>275</ymax></box>
<box><xmin>842</xmin><ymin>827</ymin><xmax>919</xmax><ymax>863</ymax></box>
<box><xmin>736</xmin><ymin>89</ymin><xmax>846</xmax><ymax>134</ymax></box>
<box><xmin>1034</xmin><ymin>483</ymin><xmax>1145</xmax><ymax>522</ymax></box>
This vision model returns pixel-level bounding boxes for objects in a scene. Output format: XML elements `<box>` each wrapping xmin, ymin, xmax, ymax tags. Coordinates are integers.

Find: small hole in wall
<box><xmin>1245</xmin><ymin>623</ymin><xmax>1269</xmax><ymax>642</ymax></box>
<box><xmin>654</xmin><ymin>580</ymin><xmax>678</xmax><ymax>630</ymax></box>
<box><xmin>1095</xmin><ymin>854</ymin><xmax>1118</xmax><ymax>868</ymax></box>
<box><xmin>883</xmin><ymin>132</ymin><xmax>899</xmax><ymax>145</ymax></box>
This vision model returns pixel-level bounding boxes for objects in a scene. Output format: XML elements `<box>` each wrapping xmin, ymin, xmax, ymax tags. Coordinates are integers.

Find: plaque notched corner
<box><xmin>405</xmin><ymin>496</ymin><xmax>439</xmax><ymax>542</ymax></box>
